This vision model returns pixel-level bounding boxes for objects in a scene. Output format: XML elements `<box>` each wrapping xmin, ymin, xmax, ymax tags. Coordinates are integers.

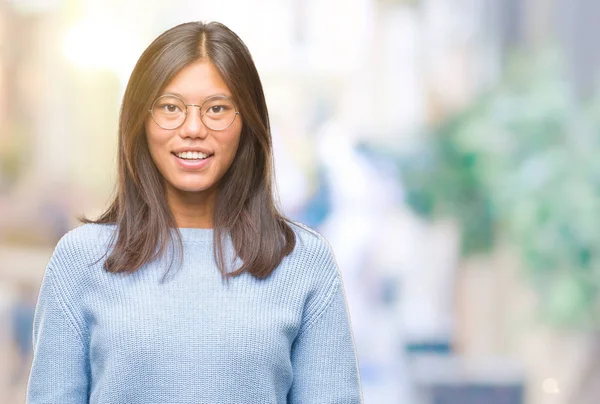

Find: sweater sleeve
<box><xmin>27</xmin><ymin>267</ymin><xmax>90</xmax><ymax>403</ymax></box>
<box><xmin>287</xmin><ymin>243</ymin><xmax>363</xmax><ymax>404</ymax></box>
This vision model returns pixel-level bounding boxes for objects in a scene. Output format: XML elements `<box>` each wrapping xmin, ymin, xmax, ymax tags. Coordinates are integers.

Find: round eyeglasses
<box><xmin>148</xmin><ymin>94</ymin><xmax>240</xmax><ymax>131</ymax></box>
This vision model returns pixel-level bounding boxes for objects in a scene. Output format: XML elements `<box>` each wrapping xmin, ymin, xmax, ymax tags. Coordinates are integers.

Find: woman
<box><xmin>26</xmin><ymin>21</ymin><xmax>363</xmax><ymax>403</ymax></box>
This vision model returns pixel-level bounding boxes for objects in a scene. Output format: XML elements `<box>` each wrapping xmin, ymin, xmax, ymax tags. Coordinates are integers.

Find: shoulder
<box><xmin>283</xmin><ymin>221</ymin><xmax>345</xmax><ymax>334</ymax></box>
<box><xmin>287</xmin><ymin>220</ymin><xmax>335</xmax><ymax>258</ymax></box>
<box><xmin>48</xmin><ymin>222</ymin><xmax>117</xmax><ymax>278</ymax></box>
<box><xmin>284</xmin><ymin>220</ymin><xmax>339</xmax><ymax>283</ymax></box>
<box><xmin>37</xmin><ymin>223</ymin><xmax>117</xmax><ymax>343</ymax></box>
<box><xmin>54</xmin><ymin>222</ymin><xmax>117</xmax><ymax>257</ymax></box>
<box><xmin>59</xmin><ymin>222</ymin><xmax>117</xmax><ymax>244</ymax></box>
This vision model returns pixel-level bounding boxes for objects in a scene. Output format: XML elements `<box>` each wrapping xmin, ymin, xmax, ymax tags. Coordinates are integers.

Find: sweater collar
<box><xmin>172</xmin><ymin>227</ymin><xmax>214</xmax><ymax>242</ymax></box>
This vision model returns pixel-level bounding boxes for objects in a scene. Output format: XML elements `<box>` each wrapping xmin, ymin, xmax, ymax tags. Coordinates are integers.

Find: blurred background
<box><xmin>1</xmin><ymin>0</ymin><xmax>599</xmax><ymax>402</ymax></box>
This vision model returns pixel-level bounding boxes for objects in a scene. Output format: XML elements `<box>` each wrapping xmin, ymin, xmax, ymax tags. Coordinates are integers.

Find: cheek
<box><xmin>219</xmin><ymin>128</ymin><xmax>242</xmax><ymax>163</ymax></box>
<box><xmin>145</xmin><ymin>125</ymin><xmax>170</xmax><ymax>168</ymax></box>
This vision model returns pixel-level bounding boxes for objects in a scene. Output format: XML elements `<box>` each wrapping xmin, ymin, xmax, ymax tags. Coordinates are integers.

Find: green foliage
<box><xmin>400</xmin><ymin>52</ymin><xmax>600</xmax><ymax>329</ymax></box>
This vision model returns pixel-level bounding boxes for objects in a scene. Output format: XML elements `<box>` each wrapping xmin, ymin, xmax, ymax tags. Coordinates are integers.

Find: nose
<box><xmin>178</xmin><ymin>106</ymin><xmax>208</xmax><ymax>139</ymax></box>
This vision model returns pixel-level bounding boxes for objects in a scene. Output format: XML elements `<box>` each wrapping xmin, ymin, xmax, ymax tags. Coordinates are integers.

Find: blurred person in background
<box><xmin>26</xmin><ymin>21</ymin><xmax>362</xmax><ymax>404</ymax></box>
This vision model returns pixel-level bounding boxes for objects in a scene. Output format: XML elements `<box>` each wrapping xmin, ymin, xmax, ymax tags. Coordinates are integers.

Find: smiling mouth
<box><xmin>172</xmin><ymin>151</ymin><xmax>214</xmax><ymax>160</ymax></box>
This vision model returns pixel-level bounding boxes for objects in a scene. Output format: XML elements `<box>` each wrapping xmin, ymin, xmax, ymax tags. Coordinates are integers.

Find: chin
<box><xmin>176</xmin><ymin>184</ymin><xmax>212</xmax><ymax>193</ymax></box>
<box><xmin>169</xmin><ymin>179</ymin><xmax>215</xmax><ymax>193</ymax></box>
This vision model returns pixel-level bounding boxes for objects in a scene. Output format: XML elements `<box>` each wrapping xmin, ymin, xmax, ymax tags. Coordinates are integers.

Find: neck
<box><xmin>166</xmin><ymin>186</ymin><xmax>216</xmax><ymax>228</ymax></box>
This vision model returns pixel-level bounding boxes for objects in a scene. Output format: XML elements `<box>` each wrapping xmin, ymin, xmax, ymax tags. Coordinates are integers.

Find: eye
<box><xmin>163</xmin><ymin>104</ymin><xmax>181</xmax><ymax>113</ymax></box>
<box><xmin>208</xmin><ymin>105</ymin><xmax>227</xmax><ymax>114</ymax></box>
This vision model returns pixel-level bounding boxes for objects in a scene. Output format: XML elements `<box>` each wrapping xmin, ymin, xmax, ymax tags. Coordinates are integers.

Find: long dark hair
<box><xmin>82</xmin><ymin>21</ymin><xmax>296</xmax><ymax>281</ymax></box>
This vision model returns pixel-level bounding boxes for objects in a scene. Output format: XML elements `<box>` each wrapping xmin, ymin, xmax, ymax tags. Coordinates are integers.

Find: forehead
<box><xmin>162</xmin><ymin>60</ymin><xmax>232</xmax><ymax>101</ymax></box>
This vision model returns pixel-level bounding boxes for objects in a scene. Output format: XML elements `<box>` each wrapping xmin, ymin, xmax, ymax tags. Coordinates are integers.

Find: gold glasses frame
<box><xmin>148</xmin><ymin>94</ymin><xmax>240</xmax><ymax>131</ymax></box>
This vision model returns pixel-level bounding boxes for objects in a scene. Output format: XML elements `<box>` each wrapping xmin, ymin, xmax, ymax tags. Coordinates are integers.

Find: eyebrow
<box><xmin>161</xmin><ymin>91</ymin><xmax>231</xmax><ymax>101</ymax></box>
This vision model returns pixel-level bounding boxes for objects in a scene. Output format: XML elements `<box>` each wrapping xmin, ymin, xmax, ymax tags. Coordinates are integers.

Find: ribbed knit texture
<box><xmin>26</xmin><ymin>222</ymin><xmax>363</xmax><ymax>404</ymax></box>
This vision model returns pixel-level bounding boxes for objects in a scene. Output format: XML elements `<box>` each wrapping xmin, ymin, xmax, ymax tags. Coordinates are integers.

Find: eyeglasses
<box><xmin>148</xmin><ymin>94</ymin><xmax>240</xmax><ymax>131</ymax></box>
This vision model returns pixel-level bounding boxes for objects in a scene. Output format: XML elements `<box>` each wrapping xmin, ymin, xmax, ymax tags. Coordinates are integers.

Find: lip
<box><xmin>172</xmin><ymin>153</ymin><xmax>213</xmax><ymax>170</ymax></box>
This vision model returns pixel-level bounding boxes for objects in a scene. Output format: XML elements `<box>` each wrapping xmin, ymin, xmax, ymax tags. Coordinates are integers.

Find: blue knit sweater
<box><xmin>26</xmin><ymin>222</ymin><xmax>363</xmax><ymax>403</ymax></box>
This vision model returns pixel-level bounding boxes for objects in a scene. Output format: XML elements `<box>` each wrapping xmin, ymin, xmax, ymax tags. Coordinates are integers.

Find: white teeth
<box><xmin>176</xmin><ymin>151</ymin><xmax>209</xmax><ymax>160</ymax></box>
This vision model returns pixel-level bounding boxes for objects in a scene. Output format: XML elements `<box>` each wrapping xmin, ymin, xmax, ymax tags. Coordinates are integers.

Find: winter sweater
<box><xmin>26</xmin><ymin>222</ymin><xmax>363</xmax><ymax>403</ymax></box>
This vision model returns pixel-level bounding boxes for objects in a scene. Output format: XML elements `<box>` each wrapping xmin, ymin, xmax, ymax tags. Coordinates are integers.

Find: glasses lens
<box><xmin>151</xmin><ymin>96</ymin><xmax>186</xmax><ymax>129</ymax></box>
<box><xmin>201</xmin><ymin>96</ymin><xmax>237</xmax><ymax>130</ymax></box>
